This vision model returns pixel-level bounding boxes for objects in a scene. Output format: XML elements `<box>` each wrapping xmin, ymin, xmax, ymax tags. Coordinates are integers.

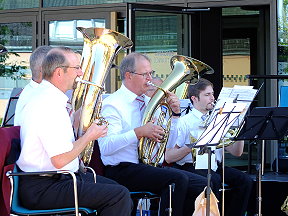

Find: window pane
<box><xmin>43</xmin><ymin>0</ymin><xmax>166</xmax><ymax>7</ymax></box>
<box><xmin>49</xmin><ymin>19</ymin><xmax>105</xmax><ymax>51</ymax></box>
<box><xmin>0</xmin><ymin>22</ymin><xmax>32</xmax><ymax>124</ymax></box>
<box><xmin>0</xmin><ymin>0</ymin><xmax>38</xmax><ymax>10</ymax></box>
<box><xmin>223</xmin><ymin>38</ymin><xmax>250</xmax><ymax>87</ymax></box>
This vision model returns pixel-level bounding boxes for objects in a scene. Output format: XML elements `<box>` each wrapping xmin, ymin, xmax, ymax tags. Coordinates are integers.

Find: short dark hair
<box><xmin>188</xmin><ymin>78</ymin><xmax>213</xmax><ymax>103</ymax></box>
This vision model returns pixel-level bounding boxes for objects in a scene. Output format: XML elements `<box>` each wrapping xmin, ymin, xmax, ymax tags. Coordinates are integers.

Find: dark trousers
<box><xmin>19</xmin><ymin>170</ymin><xmax>133</xmax><ymax>216</ymax></box>
<box><xmin>173</xmin><ymin>163</ymin><xmax>253</xmax><ymax>216</ymax></box>
<box><xmin>105</xmin><ymin>162</ymin><xmax>207</xmax><ymax>216</ymax></box>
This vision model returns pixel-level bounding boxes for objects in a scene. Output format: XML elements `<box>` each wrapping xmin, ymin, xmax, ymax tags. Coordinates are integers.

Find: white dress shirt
<box><xmin>16</xmin><ymin>80</ymin><xmax>79</xmax><ymax>172</ymax></box>
<box><xmin>14</xmin><ymin>80</ymin><xmax>39</xmax><ymax>126</ymax></box>
<box><xmin>98</xmin><ymin>84</ymin><xmax>150</xmax><ymax>166</ymax></box>
<box><xmin>174</xmin><ymin>108</ymin><xmax>222</xmax><ymax>171</ymax></box>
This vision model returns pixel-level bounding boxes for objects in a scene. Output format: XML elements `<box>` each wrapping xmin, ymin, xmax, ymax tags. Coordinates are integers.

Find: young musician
<box><xmin>165</xmin><ymin>78</ymin><xmax>253</xmax><ymax>216</ymax></box>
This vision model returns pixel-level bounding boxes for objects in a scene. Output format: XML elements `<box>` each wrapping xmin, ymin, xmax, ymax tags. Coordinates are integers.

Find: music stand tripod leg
<box><xmin>255</xmin><ymin>140</ymin><xmax>264</xmax><ymax>216</ymax></box>
<box><xmin>206</xmin><ymin>147</ymin><xmax>212</xmax><ymax>216</ymax></box>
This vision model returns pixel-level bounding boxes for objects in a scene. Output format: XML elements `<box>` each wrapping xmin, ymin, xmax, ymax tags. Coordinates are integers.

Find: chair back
<box><xmin>89</xmin><ymin>141</ymin><xmax>105</xmax><ymax>176</ymax></box>
<box><xmin>0</xmin><ymin>126</ymin><xmax>20</xmax><ymax>216</ymax></box>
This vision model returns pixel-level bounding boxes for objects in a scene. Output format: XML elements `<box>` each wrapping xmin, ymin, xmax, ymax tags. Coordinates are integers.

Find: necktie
<box><xmin>136</xmin><ymin>95</ymin><xmax>145</xmax><ymax>111</ymax></box>
<box><xmin>201</xmin><ymin>114</ymin><xmax>208</xmax><ymax>121</ymax></box>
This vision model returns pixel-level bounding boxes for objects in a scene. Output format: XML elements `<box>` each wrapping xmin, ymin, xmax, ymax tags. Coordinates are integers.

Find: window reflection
<box><xmin>49</xmin><ymin>19</ymin><xmax>105</xmax><ymax>51</ymax></box>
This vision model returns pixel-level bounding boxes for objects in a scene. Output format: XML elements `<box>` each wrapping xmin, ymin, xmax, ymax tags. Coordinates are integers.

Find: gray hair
<box><xmin>29</xmin><ymin>46</ymin><xmax>52</xmax><ymax>81</ymax></box>
<box><xmin>42</xmin><ymin>46</ymin><xmax>74</xmax><ymax>80</ymax></box>
<box><xmin>119</xmin><ymin>52</ymin><xmax>150</xmax><ymax>81</ymax></box>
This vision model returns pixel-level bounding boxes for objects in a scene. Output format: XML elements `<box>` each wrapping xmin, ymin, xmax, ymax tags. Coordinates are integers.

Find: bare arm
<box><xmin>225</xmin><ymin>140</ymin><xmax>244</xmax><ymax>157</ymax></box>
<box><xmin>165</xmin><ymin>145</ymin><xmax>192</xmax><ymax>164</ymax></box>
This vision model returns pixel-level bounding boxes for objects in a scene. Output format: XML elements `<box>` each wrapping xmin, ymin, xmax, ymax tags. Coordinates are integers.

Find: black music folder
<box><xmin>235</xmin><ymin>107</ymin><xmax>288</xmax><ymax>141</ymax></box>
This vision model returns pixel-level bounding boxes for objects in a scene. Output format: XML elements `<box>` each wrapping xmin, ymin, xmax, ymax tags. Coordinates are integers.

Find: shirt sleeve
<box><xmin>38</xmin><ymin>104</ymin><xmax>74</xmax><ymax>158</ymax></box>
<box><xmin>175</xmin><ymin>118</ymin><xmax>189</xmax><ymax>148</ymax></box>
<box><xmin>98</xmin><ymin>103</ymin><xmax>138</xmax><ymax>156</ymax></box>
<box><xmin>166</xmin><ymin>117</ymin><xmax>179</xmax><ymax>148</ymax></box>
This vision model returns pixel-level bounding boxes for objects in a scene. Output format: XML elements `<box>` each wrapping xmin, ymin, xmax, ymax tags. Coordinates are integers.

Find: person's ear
<box><xmin>125</xmin><ymin>71</ymin><xmax>132</xmax><ymax>80</ymax></box>
<box><xmin>191</xmin><ymin>95</ymin><xmax>197</xmax><ymax>103</ymax></box>
<box><xmin>55</xmin><ymin>67</ymin><xmax>62</xmax><ymax>77</ymax></box>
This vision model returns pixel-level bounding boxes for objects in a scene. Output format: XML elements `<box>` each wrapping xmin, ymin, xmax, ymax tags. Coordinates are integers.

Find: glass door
<box><xmin>127</xmin><ymin>3</ymin><xmax>193</xmax><ymax>82</ymax></box>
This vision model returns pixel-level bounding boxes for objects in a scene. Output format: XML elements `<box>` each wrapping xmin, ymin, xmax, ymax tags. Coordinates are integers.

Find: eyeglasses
<box><xmin>130</xmin><ymin>70</ymin><xmax>155</xmax><ymax>78</ymax></box>
<box><xmin>59</xmin><ymin>65</ymin><xmax>82</xmax><ymax>70</ymax></box>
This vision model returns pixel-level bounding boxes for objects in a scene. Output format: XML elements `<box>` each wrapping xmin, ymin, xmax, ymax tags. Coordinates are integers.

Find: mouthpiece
<box><xmin>147</xmin><ymin>81</ymin><xmax>156</xmax><ymax>87</ymax></box>
<box><xmin>75</xmin><ymin>77</ymin><xmax>103</xmax><ymax>89</ymax></box>
<box><xmin>147</xmin><ymin>81</ymin><xmax>166</xmax><ymax>94</ymax></box>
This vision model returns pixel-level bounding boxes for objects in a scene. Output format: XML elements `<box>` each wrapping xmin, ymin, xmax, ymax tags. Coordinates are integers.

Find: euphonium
<box><xmin>72</xmin><ymin>27</ymin><xmax>133</xmax><ymax>165</ymax></box>
<box><xmin>138</xmin><ymin>55</ymin><xmax>214</xmax><ymax>166</ymax></box>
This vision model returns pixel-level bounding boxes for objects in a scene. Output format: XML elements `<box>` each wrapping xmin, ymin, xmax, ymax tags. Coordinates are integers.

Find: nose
<box><xmin>147</xmin><ymin>73</ymin><xmax>152</xmax><ymax>81</ymax></box>
<box><xmin>77</xmin><ymin>68</ymin><xmax>84</xmax><ymax>76</ymax></box>
<box><xmin>211</xmin><ymin>95</ymin><xmax>215</xmax><ymax>101</ymax></box>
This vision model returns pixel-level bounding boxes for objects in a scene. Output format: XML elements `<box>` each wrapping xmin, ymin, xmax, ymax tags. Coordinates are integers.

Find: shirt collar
<box><xmin>41</xmin><ymin>80</ymin><xmax>69</xmax><ymax>105</ymax></box>
<box><xmin>120</xmin><ymin>84</ymin><xmax>149</xmax><ymax>104</ymax></box>
<box><xmin>191</xmin><ymin>107</ymin><xmax>205</xmax><ymax>120</ymax></box>
<box><xmin>29</xmin><ymin>79</ymin><xmax>40</xmax><ymax>88</ymax></box>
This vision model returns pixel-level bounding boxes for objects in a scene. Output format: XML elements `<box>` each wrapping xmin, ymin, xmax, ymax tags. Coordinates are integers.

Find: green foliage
<box><xmin>0</xmin><ymin>23</ymin><xmax>27</xmax><ymax>79</ymax></box>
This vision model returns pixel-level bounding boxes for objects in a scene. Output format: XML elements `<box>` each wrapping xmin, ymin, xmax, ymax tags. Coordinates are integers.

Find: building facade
<box><xmin>0</xmin><ymin>0</ymin><xmax>287</xmax><ymax>175</ymax></box>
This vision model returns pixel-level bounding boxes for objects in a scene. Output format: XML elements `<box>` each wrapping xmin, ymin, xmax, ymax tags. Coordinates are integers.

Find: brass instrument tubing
<box><xmin>75</xmin><ymin>77</ymin><xmax>104</xmax><ymax>89</ymax></box>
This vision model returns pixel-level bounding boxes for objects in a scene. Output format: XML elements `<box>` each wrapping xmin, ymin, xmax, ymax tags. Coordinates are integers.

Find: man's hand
<box><xmin>134</xmin><ymin>121</ymin><xmax>165</xmax><ymax>142</ymax></box>
<box><xmin>166</xmin><ymin>91</ymin><xmax>180</xmax><ymax>114</ymax></box>
<box><xmin>85</xmin><ymin>119</ymin><xmax>108</xmax><ymax>141</ymax></box>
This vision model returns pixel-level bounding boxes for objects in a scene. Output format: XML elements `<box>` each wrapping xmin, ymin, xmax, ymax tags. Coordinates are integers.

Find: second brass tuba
<box><xmin>72</xmin><ymin>27</ymin><xmax>133</xmax><ymax>165</ymax></box>
<box><xmin>138</xmin><ymin>55</ymin><xmax>214</xmax><ymax>166</ymax></box>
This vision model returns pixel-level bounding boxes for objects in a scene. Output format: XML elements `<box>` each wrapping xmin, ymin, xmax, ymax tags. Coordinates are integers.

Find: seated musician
<box><xmin>14</xmin><ymin>46</ymin><xmax>52</xmax><ymax>126</ymax></box>
<box><xmin>16</xmin><ymin>47</ymin><xmax>132</xmax><ymax>216</ymax></box>
<box><xmin>98</xmin><ymin>52</ymin><xmax>207</xmax><ymax>216</ymax></box>
<box><xmin>165</xmin><ymin>78</ymin><xmax>253</xmax><ymax>216</ymax></box>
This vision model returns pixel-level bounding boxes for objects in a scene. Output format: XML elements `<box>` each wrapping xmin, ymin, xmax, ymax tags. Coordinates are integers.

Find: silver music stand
<box><xmin>235</xmin><ymin>106</ymin><xmax>288</xmax><ymax>216</ymax></box>
<box><xmin>187</xmin><ymin>103</ymin><xmax>246</xmax><ymax>216</ymax></box>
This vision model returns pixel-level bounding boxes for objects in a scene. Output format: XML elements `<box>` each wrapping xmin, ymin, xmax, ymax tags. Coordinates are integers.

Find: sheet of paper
<box><xmin>215</xmin><ymin>85</ymin><xmax>258</xmax><ymax>127</ymax></box>
<box><xmin>194</xmin><ymin>103</ymin><xmax>246</xmax><ymax>147</ymax></box>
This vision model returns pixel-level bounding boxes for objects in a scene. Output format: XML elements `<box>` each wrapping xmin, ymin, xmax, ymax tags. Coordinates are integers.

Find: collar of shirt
<box><xmin>29</xmin><ymin>79</ymin><xmax>40</xmax><ymax>89</ymax></box>
<box><xmin>120</xmin><ymin>84</ymin><xmax>150</xmax><ymax>105</ymax></box>
<box><xmin>191</xmin><ymin>107</ymin><xmax>205</xmax><ymax>120</ymax></box>
<box><xmin>40</xmin><ymin>80</ymin><xmax>69</xmax><ymax>107</ymax></box>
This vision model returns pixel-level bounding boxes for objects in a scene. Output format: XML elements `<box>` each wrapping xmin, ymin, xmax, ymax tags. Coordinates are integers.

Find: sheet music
<box><xmin>194</xmin><ymin>102</ymin><xmax>247</xmax><ymax>147</ymax></box>
<box><xmin>215</xmin><ymin>85</ymin><xmax>257</xmax><ymax>127</ymax></box>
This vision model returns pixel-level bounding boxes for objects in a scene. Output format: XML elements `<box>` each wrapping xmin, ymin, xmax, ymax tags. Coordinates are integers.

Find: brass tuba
<box><xmin>138</xmin><ymin>55</ymin><xmax>214</xmax><ymax>166</ymax></box>
<box><xmin>72</xmin><ymin>27</ymin><xmax>133</xmax><ymax>165</ymax></box>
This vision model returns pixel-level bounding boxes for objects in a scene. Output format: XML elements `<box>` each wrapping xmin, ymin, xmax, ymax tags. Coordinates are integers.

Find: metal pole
<box><xmin>206</xmin><ymin>147</ymin><xmax>211</xmax><ymax>216</ymax></box>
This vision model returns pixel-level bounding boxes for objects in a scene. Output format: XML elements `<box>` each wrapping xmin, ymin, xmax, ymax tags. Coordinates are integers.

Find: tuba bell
<box><xmin>72</xmin><ymin>27</ymin><xmax>133</xmax><ymax>165</ymax></box>
<box><xmin>138</xmin><ymin>55</ymin><xmax>214</xmax><ymax>166</ymax></box>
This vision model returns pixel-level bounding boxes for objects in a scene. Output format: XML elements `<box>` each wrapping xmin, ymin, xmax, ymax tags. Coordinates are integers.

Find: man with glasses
<box><xmin>98</xmin><ymin>52</ymin><xmax>207</xmax><ymax>216</ymax></box>
<box><xmin>16</xmin><ymin>47</ymin><xmax>133</xmax><ymax>215</ymax></box>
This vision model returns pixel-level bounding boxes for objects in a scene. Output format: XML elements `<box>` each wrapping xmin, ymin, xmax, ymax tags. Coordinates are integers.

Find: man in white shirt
<box><xmin>16</xmin><ymin>47</ymin><xmax>132</xmax><ymax>215</ymax></box>
<box><xmin>14</xmin><ymin>45</ymin><xmax>52</xmax><ymax>126</ymax></box>
<box><xmin>165</xmin><ymin>78</ymin><xmax>253</xmax><ymax>216</ymax></box>
<box><xmin>98</xmin><ymin>52</ymin><xmax>207</xmax><ymax>216</ymax></box>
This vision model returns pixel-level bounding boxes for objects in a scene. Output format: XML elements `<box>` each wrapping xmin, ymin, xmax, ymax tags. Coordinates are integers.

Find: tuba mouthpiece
<box><xmin>147</xmin><ymin>81</ymin><xmax>166</xmax><ymax>94</ymax></box>
<box><xmin>147</xmin><ymin>81</ymin><xmax>155</xmax><ymax>87</ymax></box>
<box><xmin>75</xmin><ymin>77</ymin><xmax>103</xmax><ymax>89</ymax></box>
